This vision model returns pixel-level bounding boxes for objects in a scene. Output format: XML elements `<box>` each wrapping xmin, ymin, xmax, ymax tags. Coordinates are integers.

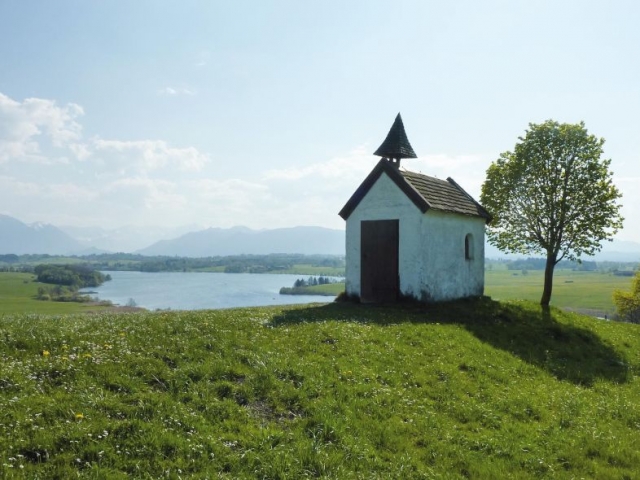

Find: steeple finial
<box><xmin>373</xmin><ymin>113</ymin><xmax>417</xmax><ymax>167</ymax></box>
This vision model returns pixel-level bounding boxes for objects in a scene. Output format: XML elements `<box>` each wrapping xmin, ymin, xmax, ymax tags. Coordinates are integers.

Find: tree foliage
<box><xmin>34</xmin><ymin>264</ymin><xmax>109</xmax><ymax>288</ymax></box>
<box><xmin>480</xmin><ymin>120</ymin><xmax>623</xmax><ymax>305</ymax></box>
<box><xmin>613</xmin><ymin>271</ymin><xmax>640</xmax><ymax>323</ymax></box>
<box><xmin>0</xmin><ymin>254</ymin><xmax>19</xmax><ymax>264</ymax></box>
<box><xmin>293</xmin><ymin>276</ymin><xmax>333</xmax><ymax>288</ymax></box>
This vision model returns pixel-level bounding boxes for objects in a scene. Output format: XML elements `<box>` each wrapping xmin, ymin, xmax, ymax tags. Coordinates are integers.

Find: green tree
<box><xmin>613</xmin><ymin>271</ymin><xmax>640</xmax><ymax>323</ymax></box>
<box><xmin>481</xmin><ymin>120</ymin><xmax>623</xmax><ymax>306</ymax></box>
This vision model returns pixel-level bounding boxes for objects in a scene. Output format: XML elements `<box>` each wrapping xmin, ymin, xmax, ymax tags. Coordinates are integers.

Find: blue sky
<box><xmin>1</xmin><ymin>0</ymin><xmax>638</xmax><ymax>241</ymax></box>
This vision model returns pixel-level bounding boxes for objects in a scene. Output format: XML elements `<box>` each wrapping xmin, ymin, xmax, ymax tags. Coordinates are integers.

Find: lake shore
<box><xmin>83</xmin><ymin>271</ymin><xmax>336</xmax><ymax>311</ymax></box>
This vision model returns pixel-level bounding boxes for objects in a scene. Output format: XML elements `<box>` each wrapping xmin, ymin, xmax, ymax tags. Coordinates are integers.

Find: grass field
<box><xmin>192</xmin><ymin>266</ymin><xmax>226</xmax><ymax>273</ymax></box>
<box><xmin>2</xmin><ymin>269</ymin><xmax>634</xmax><ymax>317</ymax></box>
<box><xmin>191</xmin><ymin>264</ymin><xmax>344</xmax><ymax>275</ymax></box>
<box><xmin>485</xmin><ymin>270</ymin><xmax>633</xmax><ymax>316</ymax></box>
<box><xmin>282</xmin><ymin>270</ymin><xmax>635</xmax><ymax>316</ymax></box>
<box><xmin>0</xmin><ymin>273</ymin><xmax>105</xmax><ymax>315</ymax></box>
<box><xmin>280</xmin><ymin>282</ymin><xmax>345</xmax><ymax>296</ymax></box>
<box><xmin>0</xmin><ymin>300</ymin><xmax>639</xmax><ymax>478</ymax></box>
<box><xmin>270</xmin><ymin>264</ymin><xmax>345</xmax><ymax>276</ymax></box>
<box><xmin>302</xmin><ymin>283</ymin><xmax>345</xmax><ymax>295</ymax></box>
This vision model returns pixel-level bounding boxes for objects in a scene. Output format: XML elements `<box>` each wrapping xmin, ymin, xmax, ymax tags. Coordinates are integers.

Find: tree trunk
<box><xmin>540</xmin><ymin>252</ymin><xmax>557</xmax><ymax>306</ymax></box>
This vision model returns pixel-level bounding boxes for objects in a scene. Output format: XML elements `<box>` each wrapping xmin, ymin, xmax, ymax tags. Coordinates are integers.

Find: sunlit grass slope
<box><xmin>1</xmin><ymin>300</ymin><xmax>639</xmax><ymax>478</ymax></box>
<box><xmin>485</xmin><ymin>269</ymin><xmax>632</xmax><ymax>315</ymax></box>
<box><xmin>0</xmin><ymin>272</ymin><xmax>101</xmax><ymax>315</ymax></box>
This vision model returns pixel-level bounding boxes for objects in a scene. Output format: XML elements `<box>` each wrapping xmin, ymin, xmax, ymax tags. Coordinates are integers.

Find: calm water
<box><xmin>81</xmin><ymin>271</ymin><xmax>336</xmax><ymax>311</ymax></box>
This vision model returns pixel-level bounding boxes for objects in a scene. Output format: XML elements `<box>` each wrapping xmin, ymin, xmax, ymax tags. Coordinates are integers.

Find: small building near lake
<box><xmin>338</xmin><ymin>114</ymin><xmax>492</xmax><ymax>303</ymax></box>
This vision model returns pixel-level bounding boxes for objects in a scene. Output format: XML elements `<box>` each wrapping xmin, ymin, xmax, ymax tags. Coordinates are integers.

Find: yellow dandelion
<box><xmin>75</xmin><ymin>413</ymin><xmax>84</xmax><ymax>420</ymax></box>
<box><xmin>82</xmin><ymin>353</ymin><xmax>92</xmax><ymax>359</ymax></box>
<box><xmin>42</xmin><ymin>350</ymin><xmax>50</xmax><ymax>357</ymax></box>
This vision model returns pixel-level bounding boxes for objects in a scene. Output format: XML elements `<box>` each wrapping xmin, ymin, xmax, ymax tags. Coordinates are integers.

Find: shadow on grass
<box><xmin>270</xmin><ymin>298</ymin><xmax>630</xmax><ymax>386</ymax></box>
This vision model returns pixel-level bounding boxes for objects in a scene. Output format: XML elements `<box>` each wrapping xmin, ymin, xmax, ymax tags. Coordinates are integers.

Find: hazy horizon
<box><xmin>3</xmin><ymin>213</ymin><xmax>639</xmax><ymax>261</ymax></box>
<box><xmin>1</xmin><ymin>1</ymin><xmax>639</xmax><ymax>241</ymax></box>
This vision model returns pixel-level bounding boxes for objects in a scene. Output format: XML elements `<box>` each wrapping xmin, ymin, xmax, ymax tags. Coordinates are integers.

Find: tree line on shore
<box><xmin>486</xmin><ymin>258</ymin><xmax>638</xmax><ymax>274</ymax></box>
<box><xmin>0</xmin><ymin>253</ymin><xmax>345</xmax><ymax>275</ymax></box>
<box><xmin>33</xmin><ymin>264</ymin><xmax>110</xmax><ymax>303</ymax></box>
<box><xmin>292</xmin><ymin>276</ymin><xmax>336</xmax><ymax>287</ymax></box>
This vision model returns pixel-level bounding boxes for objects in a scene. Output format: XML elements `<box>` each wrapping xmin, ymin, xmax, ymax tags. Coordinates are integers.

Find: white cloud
<box><xmin>264</xmin><ymin>145</ymin><xmax>374</xmax><ymax>181</ymax></box>
<box><xmin>0</xmin><ymin>175</ymin><xmax>96</xmax><ymax>202</ymax></box>
<box><xmin>104</xmin><ymin>177</ymin><xmax>187</xmax><ymax>213</ymax></box>
<box><xmin>93</xmin><ymin>139</ymin><xmax>209</xmax><ymax>173</ymax></box>
<box><xmin>180</xmin><ymin>178</ymin><xmax>274</xmax><ymax>227</ymax></box>
<box><xmin>0</xmin><ymin>93</ymin><xmax>84</xmax><ymax>163</ymax></box>
<box><xmin>194</xmin><ymin>50</ymin><xmax>210</xmax><ymax>68</ymax></box>
<box><xmin>264</xmin><ymin>148</ymin><xmax>492</xmax><ymax>200</ymax></box>
<box><xmin>157</xmin><ymin>87</ymin><xmax>196</xmax><ymax>96</ymax></box>
<box><xmin>403</xmin><ymin>154</ymin><xmax>490</xmax><ymax>174</ymax></box>
<box><xmin>0</xmin><ymin>89</ymin><xmax>494</xmax><ymax>232</ymax></box>
<box><xmin>0</xmin><ymin>91</ymin><xmax>495</xmax><ymax>232</ymax></box>
<box><xmin>0</xmin><ymin>175</ymin><xmax>40</xmax><ymax>196</ymax></box>
<box><xmin>0</xmin><ymin>92</ymin><xmax>215</xmax><ymax>228</ymax></box>
<box><xmin>264</xmin><ymin>148</ymin><xmax>491</xmax><ymax>188</ymax></box>
<box><xmin>69</xmin><ymin>142</ymin><xmax>92</xmax><ymax>161</ymax></box>
<box><xmin>257</xmin><ymin>150</ymin><xmax>496</xmax><ymax>230</ymax></box>
<box><xmin>190</xmin><ymin>178</ymin><xmax>269</xmax><ymax>200</ymax></box>
<box><xmin>5</xmin><ymin>89</ymin><xmax>633</xmax><ymax>240</ymax></box>
<box><xmin>46</xmin><ymin>183</ymin><xmax>98</xmax><ymax>202</ymax></box>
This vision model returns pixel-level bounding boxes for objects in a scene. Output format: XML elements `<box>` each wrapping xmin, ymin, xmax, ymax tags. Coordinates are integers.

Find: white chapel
<box><xmin>338</xmin><ymin>114</ymin><xmax>492</xmax><ymax>303</ymax></box>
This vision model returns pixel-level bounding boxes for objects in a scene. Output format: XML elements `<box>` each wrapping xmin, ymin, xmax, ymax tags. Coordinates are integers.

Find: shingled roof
<box><xmin>338</xmin><ymin>159</ymin><xmax>492</xmax><ymax>223</ymax></box>
<box><xmin>373</xmin><ymin>113</ymin><xmax>418</xmax><ymax>159</ymax></box>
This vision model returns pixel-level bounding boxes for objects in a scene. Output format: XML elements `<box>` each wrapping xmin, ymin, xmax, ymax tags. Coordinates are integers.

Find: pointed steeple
<box><xmin>373</xmin><ymin>113</ymin><xmax>417</xmax><ymax>167</ymax></box>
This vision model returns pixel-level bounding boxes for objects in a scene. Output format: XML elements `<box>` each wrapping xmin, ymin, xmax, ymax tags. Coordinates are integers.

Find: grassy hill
<box><xmin>0</xmin><ymin>272</ymin><xmax>110</xmax><ymax>315</ymax></box>
<box><xmin>485</xmin><ymin>269</ymin><xmax>633</xmax><ymax>317</ymax></box>
<box><xmin>1</xmin><ymin>300</ymin><xmax>638</xmax><ymax>478</ymax></box>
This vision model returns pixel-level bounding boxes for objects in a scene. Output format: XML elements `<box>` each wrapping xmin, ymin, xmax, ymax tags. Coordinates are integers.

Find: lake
<box><xmin>82</xmin><ymin>271</ymin><xmax>336</xmax><ymax>311</ymax></box>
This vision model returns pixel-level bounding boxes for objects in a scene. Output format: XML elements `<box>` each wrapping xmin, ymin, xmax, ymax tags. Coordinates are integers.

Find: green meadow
<box><xmin>1</xmin><ymin>268</ymin><xmax>636</xmax><ymax>317</ymax></box>
<box><xmin>272</xmin><ymin>264</ymin><xmax>345</xmax><ymax>276</ymax></box>
<box><xmin>194</xmin><ymin>264</ymin><xmax>344</xmax><ymax>276</ymax></box>
<box><xmin>1</xmin><ymin>300</ymin><xmax>639</xmax><ymax>478</ymax></box>
<box><xmin>0</xmin><ymin>273</ymin><xmax>108</xmax><ymax>315</ymax></box>
<box><xmin>484</xmin><ymin>269</ymin><xmax>633</xmax><ymax>317</ymax></box>
<box><xmin>288</xmin><ymin>269</ymin><xmax>634</xmax><ymax>317</ymax></box>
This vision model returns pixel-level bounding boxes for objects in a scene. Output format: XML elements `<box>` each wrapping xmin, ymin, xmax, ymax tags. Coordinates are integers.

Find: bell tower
<box><xmin>373</xmin><ymin>113</ymin><xmax>417</xmax><ymax>168</ymax></box>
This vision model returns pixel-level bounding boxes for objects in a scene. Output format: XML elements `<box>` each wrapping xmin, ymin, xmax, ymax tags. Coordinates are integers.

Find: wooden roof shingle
<box><xmin>338</xmin><ymin>159</ymin><xmax>492</xmax><ymax>223</ymax></box>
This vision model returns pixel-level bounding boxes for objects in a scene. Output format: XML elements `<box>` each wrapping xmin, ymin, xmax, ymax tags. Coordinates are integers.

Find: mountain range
<box><xmin>138</xmin><ymin>226</ymin><xmax>345</xmax><ymax>256</ymax></box>
<box><xmin>1</xmin><ymin>213</ymin><xmax>639</xmax><ymax>261</ymax></box>
<box><xmin>58</xmin><ymin>224</ymin><xmax>203</xmax><ymax>253</ymax></box>
<box><xmin>0</xmin><ymin>214</ymin><xmax>85</xmax><ymax>255</ymax></box>
<box><xmin>0</xmin><ymin>215</ymin><xmax>345</xmax><ymax>257</ymax></box>
<box><xmin>484</xmin><ymin>240</ymin><xmax>640</xmax><ymax>262</ymax></box>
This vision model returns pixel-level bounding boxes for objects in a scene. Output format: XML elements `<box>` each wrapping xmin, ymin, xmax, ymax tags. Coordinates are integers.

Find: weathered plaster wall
<box><xmin>420</xmin><ymin>210</ymin><xmax>486</xmax><ymax>301</ymax></box>
<box><xmin>345</xmin><ymin>172</ymin><xmax>486</xmax><ymax>302</ymax></box>
<box><xmin>345</xmin><ymin>172</ymin><xmax>422</xmax><ymax>297</ymax></box>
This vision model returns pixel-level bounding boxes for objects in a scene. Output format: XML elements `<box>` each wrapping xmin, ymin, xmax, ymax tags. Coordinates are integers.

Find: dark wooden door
<box><xmin>360</xmin><ymin>220</ymin><xmax>399</xmax><ymax>303</ymax></box>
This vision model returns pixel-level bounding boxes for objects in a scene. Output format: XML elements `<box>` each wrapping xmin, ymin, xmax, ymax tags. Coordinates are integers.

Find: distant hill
<box><xmin>485</xmin><ymin>239</ymin><xmax>640</xmax><ymax>262</ymax></box>
<box><xmin>59</xmin><ymin>224</ymin><xmax>203</xmax><ymax>253</ymax></box>
<box><xmin>138</xmin><ymin>226</ymin><xmax>345</xmax><ymax>257</ymax></box>
<box><xmin>0</xmin><ymin>215</ymin><xmax>84</xmax><ymax>255</ymax></box>
<box><xmin>4</xmin><ymin>211</ymin><xmax>637</xmax><ymax>261</ymax></box>
<box><xmin>594</xmin><ymin>239</ymin><xmax>640</xmax><ymax>262</ymax></box>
